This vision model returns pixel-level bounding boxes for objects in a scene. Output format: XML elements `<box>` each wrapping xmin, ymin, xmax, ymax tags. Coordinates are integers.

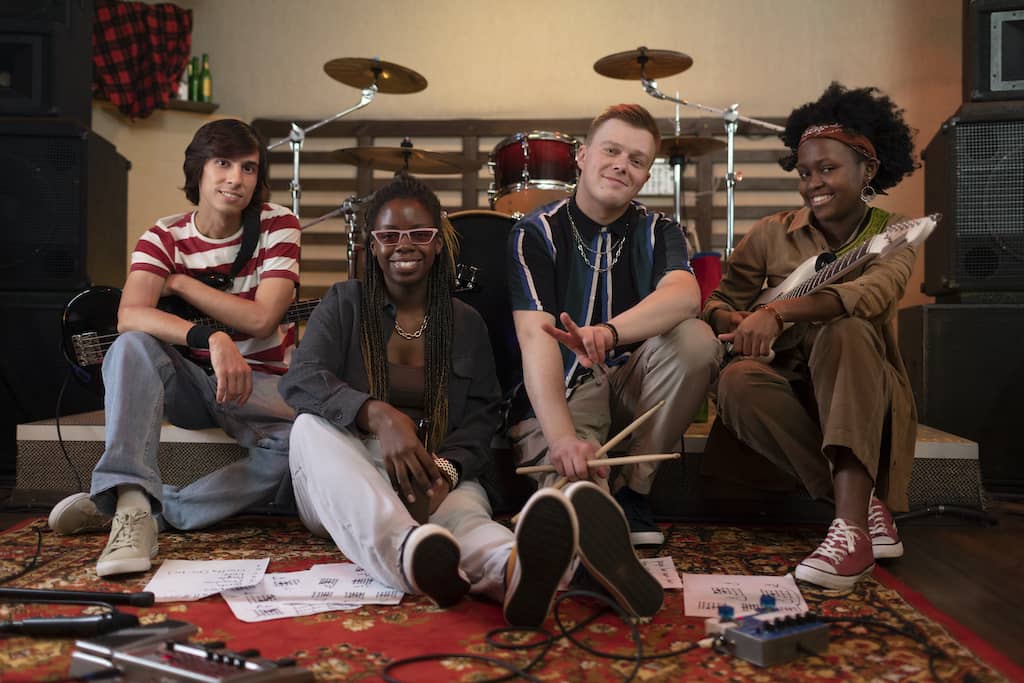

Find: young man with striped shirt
<box><xmin>48</xmin><ymin>119</ymin><xmax>301</xmax><ymax>577</ymax></box>
<box><xmin>507</xmin><ymin>104</ymin><xmax>721</xmax><ymax>549</ymax></box>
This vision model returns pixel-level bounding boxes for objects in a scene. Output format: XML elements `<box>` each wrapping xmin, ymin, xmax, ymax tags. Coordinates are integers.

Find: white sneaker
<box><xmin>96</xmin><ymin>509</ymin><xmax>158</xmax><ymax>577</ymax></box>
<box><xmin>400</xmin><ymin>524</ymin><xmax>469</xmax><ymax>608</ymax></box>
<box><xmin>48</xmin><ymin>493</ymin><xmax>111</xmax><ymax>535</ymax></box>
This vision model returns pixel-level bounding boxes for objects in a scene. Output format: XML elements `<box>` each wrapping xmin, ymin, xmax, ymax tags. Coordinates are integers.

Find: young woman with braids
<box><xmin>703</xmin><ymin>83</ymin><xmax>920</xmax><ymax>590</ymax></box>
<box><xmin>278</xmin><ymin>174</ymin><xmax>580</xmax><ymax>626</ymax></box>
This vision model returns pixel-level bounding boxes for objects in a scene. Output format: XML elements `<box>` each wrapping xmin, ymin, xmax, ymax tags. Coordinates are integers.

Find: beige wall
<box><xmin>100</xmin><ymin>0</ymin><xmax>964</xmax><ymax>306</ymax></box>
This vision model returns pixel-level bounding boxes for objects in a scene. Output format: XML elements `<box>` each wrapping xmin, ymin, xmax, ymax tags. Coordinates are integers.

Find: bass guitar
<box><xmin>61</xmin><ymin>287</ymin><xmax>320</xmax><ymax>392</ymax></box>
<box><xmin>727</xmin><ymin>213</ymin><xmax>940</xmax><ymax>362</ymax></box>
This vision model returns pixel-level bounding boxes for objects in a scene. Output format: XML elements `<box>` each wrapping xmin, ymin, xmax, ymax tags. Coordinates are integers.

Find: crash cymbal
<box><xmin>593</xmin><ymin>47</ymin><xmax>693</xmax><ymax>80</ymax></box>
<box><xmin>331</xmin><ymin>146</ymin><xmax>463</xmax><ymax>174</ymax></box>
<box><xmin>658</xmin><ymin>136</ymin><xmax>727</xmax><ymax>159</ymax></box>
<box><xmin>323</xmin><ymin>58</ymin><xmax>427</xmax><ymax>94</ymax></box>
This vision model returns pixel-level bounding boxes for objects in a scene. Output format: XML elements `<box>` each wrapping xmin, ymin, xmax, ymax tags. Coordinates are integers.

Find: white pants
<box><xmin>289</xmin><ymin>413</ymin><xmax>513</xmax><ymax>602</ymax></box>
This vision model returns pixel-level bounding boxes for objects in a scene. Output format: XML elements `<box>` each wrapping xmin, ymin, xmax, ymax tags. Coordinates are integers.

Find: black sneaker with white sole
<box><xmin>566</xmin><ymin>481</ymin><xmax>663</xmax><ymax>620</ymax></box>
<box><xmin>503</xmin><ymin>488</ymin><xmax>578</xmax><ymax>627</ymax></box>
<box><xmin>401</xmin><ymin>524</ymin><xmax>470</xmax><ymax>608</ymax></box>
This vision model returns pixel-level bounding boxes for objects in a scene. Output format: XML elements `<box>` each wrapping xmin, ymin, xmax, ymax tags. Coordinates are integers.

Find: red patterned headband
<box><xmin>798</xmin><ymin>123</ymin><xmax>878</xmax><ymax>162</ymax></box>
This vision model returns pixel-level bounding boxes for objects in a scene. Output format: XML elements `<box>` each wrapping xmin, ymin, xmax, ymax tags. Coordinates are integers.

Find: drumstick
<box><xmin>515</xmin><ymin>452</ymin><xmax>679</xmax><ymax>475</ymax></box>
<box><xmin>510</xmin><ymin>399</ymin><xmax>665</xmax><ymax>524</ymax></box>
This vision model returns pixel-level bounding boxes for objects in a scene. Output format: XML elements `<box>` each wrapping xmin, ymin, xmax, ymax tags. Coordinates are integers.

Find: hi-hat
<box><xmin>593</xmin><ymin>47</ymin><xmax>693</xmax><ymax>80</ymax></box>
<box><xmin>323</xmin><ymin>58</ymin><xmax>427</xmax><ymax>93</ymax></box>
<box><xmin>659</xmin><ymin>136</ymin><xmax>727</xmax><ymax>159</ymax></box>
<box><xmin>331</xmin><ymin>146</ymin><xmax>463</xmax><ymax>174</ymax></box>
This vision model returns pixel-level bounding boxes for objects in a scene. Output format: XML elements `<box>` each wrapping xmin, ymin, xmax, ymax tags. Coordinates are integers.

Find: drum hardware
<box><xmin>266</xmin><ymin>58</ymin><xmax>427</xmax><ymax>217</ymax></box>
<box><xmin>454</xmin><ymin>263</ymin><xmax>479</xmax><ymax>293</ymax></box>
<box><xmin>595</xmin><ymin>46</ymin><xmax>784</xmax><ymax>257</ymax></box>
<box><xmin>299</xmin><ymin>194</ymin><xmax>375</xmax><ymax>276</ymax></box>
<box><xmin>488</xmin><ymin>131</ymin><xmax>580</xmax><ymax>215</ymax></box>
<box><xmin>332</xmin><ymin>137</ymin><xmax>466</xmax><ymax>174</ymax></box>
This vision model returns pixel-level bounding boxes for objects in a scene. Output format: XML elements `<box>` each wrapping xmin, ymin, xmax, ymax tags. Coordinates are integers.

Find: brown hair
<box><xmin>586</xmin><ymin>103</ymin><xmax>662</xmax><ymax>156</ymax></box>
<box><xmin>182</xmin><ymin>119</ymin><xmax>270</xmax><ymax>210</ymax></box>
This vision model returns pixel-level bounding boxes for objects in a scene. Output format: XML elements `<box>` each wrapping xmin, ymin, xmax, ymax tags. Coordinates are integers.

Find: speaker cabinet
<box><xmin>0</xmin><ymin>290</ymin><xmax>103</xmax><ymax>482</ymax></box>
<box><xmin>0</xmin><ymin>118</ymin><xmax>129</xmax><ymax>291</ymax></box>
<box><xmin>964</xmin><ymin>0</ymin><xmax>1024</xmax><ymax>102</ymax></box>
<box><xmin>898</xmin><ymin>303</ymin><xmax>1024</xmax><ymax>494</ymax></box>
<box><xmin>0</xmin><ymin>0</ymin><xmax>94</xmax><ymax>126</ymax></box>
<box><xmin>923</xmin><ymin>103</ymin><xmax>1024</xmax><ymax>298</ymax></box>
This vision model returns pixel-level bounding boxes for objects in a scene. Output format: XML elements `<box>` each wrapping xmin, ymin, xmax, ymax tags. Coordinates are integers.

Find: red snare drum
<box><xmin>488</xmin><ymin>131</ymin><xmax>579</xmax><ymax>215</ymax></box>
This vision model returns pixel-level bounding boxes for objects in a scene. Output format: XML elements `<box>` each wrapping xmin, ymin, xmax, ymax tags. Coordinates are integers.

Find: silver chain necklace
<box><xmin>567</xmin><ymin>207</ymin><xmax>625</xmax><ymax>273</ymax></box>
<box><xmin>394</xmin><ymin>315</ymin><xmax>428</xmax><ymax>340</ymax></box>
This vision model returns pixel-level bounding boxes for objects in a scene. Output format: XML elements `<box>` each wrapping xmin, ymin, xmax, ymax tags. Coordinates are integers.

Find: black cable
<box><xmin>56</xmin><ymin>368</ymin><xmax>85</xmax><ymax>492</ymax></box>
<box><xmin>381</xmin><ymin>589</ymin><xmax>706</xmax><ymax>683</ymax></box>
<box><xmin>0</xmin><ymin>523</ymin><xmax>43</xmax><ymax>585</ymax></box>
<box><xmin>819</xmin><ymin>615</ymin><xmax>949</xmax><ymax>683</ymax></box>
<box><xmin>895</xmin><ymin>505</ymin><xmax>997</xmax><ymax>526</ymax></box>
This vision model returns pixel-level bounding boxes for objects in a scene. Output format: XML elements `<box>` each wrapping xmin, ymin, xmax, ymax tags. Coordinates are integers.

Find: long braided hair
<box><xmin>358</xmin><ymin>174</ymin><xmax>458</xmax><ymax>452</ymax></box>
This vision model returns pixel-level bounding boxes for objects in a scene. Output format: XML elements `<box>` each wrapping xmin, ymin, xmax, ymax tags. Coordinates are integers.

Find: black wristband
<box><xmin>186</xmin><ymin>325</ymin><xmax>218</xmax><ymax>349</ymax></box>
<box><xmin>597</xmin><ymin>321</ymin><xmax>619</xmax><ymax>348</ymax></box>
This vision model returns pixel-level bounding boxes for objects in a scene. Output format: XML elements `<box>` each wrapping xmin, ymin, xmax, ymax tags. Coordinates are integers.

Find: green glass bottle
<box><xmin>199</xmin><ymin>53</ymin><xmax>212</xmax><ymax>103</ymax></box>
<box><xmin>187</xmin><ymin>57</ymin><xmax>199</xmax><ymax>101</ymax></box>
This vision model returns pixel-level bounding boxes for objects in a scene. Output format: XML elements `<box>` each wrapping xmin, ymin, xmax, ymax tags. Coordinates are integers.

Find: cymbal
<box><xmin>593</xmin><ymin>47</ymin><xmax>693</xmax><ymax>80</ymax></box>
<box><xmin>323</xmin><ymin>58</ymin><xmax>427</xmax><ymax>94</ymax></box>
<box><xmin>331</xmin><ymin>146</ymin><xmax>463</xmax><ymax>173</ymax></box>
<box><xmin>659</xmin><ymin>136</ymin><xmax>726</xmax><ymax>159</ymax></box>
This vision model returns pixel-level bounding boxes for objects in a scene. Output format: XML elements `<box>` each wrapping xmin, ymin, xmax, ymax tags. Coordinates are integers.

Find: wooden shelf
<box><xmin>164</xmin><ymin>99</ymin><xmax>219</xmax><ymax>114</ymax></box>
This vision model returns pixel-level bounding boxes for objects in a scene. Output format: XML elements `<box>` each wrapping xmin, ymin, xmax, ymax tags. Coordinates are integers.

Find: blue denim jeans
<box><xmin>90</xmin><ymin>331</ymin><xmax>295</xmax><ymax>530</ymax></box>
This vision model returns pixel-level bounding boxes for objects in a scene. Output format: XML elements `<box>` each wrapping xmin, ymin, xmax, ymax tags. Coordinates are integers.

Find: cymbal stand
<box><xmin>668</xmin><ymin>96</ymin><xmax>699</xmax><ymax>253</ymax></box>
<box><xmin>640</xmin><ymin>75</ymin><xmax>783</xmax><ymax>258</ymax></box>
<box><xmin>267</xmin><ymin>78</ymin><xmax>381</xmax><ymax>218</ymax></box>
<box><xmin>299</xmin><ymin>195</ymin><xmax>373</xmax><ymax>274</ymax></box>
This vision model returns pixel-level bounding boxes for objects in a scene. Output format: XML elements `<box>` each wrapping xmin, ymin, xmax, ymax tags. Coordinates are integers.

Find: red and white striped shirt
<box><xmin>130</xmin><ymin>202</ymin><xmax>301</xmax><ymax>374</ymax></box>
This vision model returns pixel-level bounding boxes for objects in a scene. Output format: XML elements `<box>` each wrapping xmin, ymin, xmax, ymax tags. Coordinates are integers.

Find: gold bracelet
<box><xmin>758</xmin><ymin>304</ymin><xmax>786</xmax><ymax>335</ymax></box>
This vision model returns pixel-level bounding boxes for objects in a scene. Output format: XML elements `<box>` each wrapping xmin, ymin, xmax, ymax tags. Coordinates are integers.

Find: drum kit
<box><xmin>274</xmin><ymin>47</ymin><xmax>783</xmax><ymax>274</ymax></box>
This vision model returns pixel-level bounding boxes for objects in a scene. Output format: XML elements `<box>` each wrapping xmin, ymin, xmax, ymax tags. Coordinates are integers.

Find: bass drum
<box><xmin>448</xmin><ymin>210</ymin><xmax>521</xmax><ymax>396</ymax></box>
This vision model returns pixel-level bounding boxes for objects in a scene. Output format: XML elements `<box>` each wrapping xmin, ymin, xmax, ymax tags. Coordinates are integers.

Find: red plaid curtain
<box><xmin>92</xmin><ymin>0</ymin><xmax>192</xmax><ymax>119</ymax></box>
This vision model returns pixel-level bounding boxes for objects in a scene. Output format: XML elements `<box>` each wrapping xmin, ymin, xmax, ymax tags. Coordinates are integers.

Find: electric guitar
<box><xmin>727</xmin><ymin>213</ymin><xmax>940</xmax><ymax>361</ymax></box>
<box><xmin>61</xmin><ymin>287</ymin><xmax>320</xmax><ymax>392</ymax></box>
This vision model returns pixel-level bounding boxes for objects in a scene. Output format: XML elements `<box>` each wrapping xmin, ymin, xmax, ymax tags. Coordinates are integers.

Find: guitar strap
<box><xmin>834</xmin><ymin>207</ymin><xmax>890</xmax><ymax>257</ymax></box>
<box><xmin>226</xmin><ymin>204</ymin><xmax>261</xmax><ymax>281</ymax></box>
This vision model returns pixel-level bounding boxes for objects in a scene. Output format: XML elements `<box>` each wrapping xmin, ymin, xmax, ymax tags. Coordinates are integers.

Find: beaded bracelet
<box><xmin>757</xmin><ymin>305</ymin><xmax>786</xmax><ymax>335</ymax></box>
<box><xmin>596</xmin><ymin>321</ymin><xmax>620</xmax><ymax>347</ymax></box>
<box><xmin>434</xmin><ymin>457</ymin><xmax>460</xmax><ymax>490</ymax></box>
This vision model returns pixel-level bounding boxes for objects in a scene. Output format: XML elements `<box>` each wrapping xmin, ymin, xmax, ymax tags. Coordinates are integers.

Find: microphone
<box><xmin>0</xmin><ymin>611</ymin><xmax>139</xmax><ymax>637</ymax></box>
<box><xmin>0</xmin><ymin>587</ymin><xmax>155</xmax><ymax>607</ymax></box>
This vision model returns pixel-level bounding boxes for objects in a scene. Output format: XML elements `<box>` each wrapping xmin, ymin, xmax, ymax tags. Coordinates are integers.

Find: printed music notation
<box><xmin>222</xmin><ymin>562</ymin><xmax>403</xmax><ymax>623</ymax></box>
<box><xmin>682</xmin><ymin>573</ymin><xmax>809</xmax><ymax>618</ymax></box>
<box><xmin>144</xmin><ymin>558</ymin><xmax>270</xmax><ymax>602</ymax></box>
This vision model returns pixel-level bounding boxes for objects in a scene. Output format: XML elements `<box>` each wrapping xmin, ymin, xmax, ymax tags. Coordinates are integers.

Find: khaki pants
<box><xmin>715</xmin><ymin>317</ymin><xmax>893</xmax><ymax>501</ymax></box>
<box><xmin>509</xmin><ymin>318</ymin><xmax>721</xmax><ymax>494</ymax></box>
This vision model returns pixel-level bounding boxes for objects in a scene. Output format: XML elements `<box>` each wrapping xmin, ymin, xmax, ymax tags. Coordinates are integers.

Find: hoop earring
<box><xmin>860</xmin><ymin>184</ymin><xmax>877</xmax><ymax>204</ymax></box>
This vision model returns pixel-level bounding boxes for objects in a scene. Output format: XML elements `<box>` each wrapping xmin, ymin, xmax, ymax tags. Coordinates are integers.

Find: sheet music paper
<box><xmin>144</xmin><ymin>558</ymin><xmax>269</xmax><ymax>602</ymax></box>
<box><xmin>682</xmin><ymin>573</ymin><xmax>808</xmax><ymax>617</ymax></box>
<box><xmin>222</xmin><ymin>563</ymin><xmax>403</xmax><ymax>623</ymax></box>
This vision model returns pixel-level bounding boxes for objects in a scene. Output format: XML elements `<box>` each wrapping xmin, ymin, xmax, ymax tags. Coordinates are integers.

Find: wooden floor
<box><xmin>2</xmin><ymin>489</ymin><xmax>1022</xmax><ymax>672</ymax></box>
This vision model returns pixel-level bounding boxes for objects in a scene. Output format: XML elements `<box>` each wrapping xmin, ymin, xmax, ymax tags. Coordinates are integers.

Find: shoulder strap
<box><xmin>227</xmin><ymin>204</ymin><xmax>262</xmax><ymax>279</ymax></box>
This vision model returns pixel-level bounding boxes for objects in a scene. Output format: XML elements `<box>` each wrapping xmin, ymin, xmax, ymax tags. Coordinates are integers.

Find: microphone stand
<box><xmin>267</xmin><ymin>79</ymin><xmax>380</xmax><ymax>218</ymax></box>
<box><xmin>640</xmin><ymin>77</ymin><xmax>783</xmax><ymax>258</ymax></box>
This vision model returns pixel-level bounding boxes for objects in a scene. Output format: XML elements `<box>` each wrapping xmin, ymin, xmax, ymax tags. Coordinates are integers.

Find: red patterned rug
<box><xmin>0</xmin><ymin>516</ymin><xmax>1019</xmax><ymax>682</ymax></box>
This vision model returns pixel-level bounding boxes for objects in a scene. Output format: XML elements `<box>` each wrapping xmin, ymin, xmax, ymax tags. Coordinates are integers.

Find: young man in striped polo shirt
<box><xmin>48</xmin><ymin>119</ymin><xmax>301</xmax><ymax>577</ymax></box>
<box><xmin>507</xmin><ymin>104</ymin><xmax>721</xmax><ymax>549</ymax></box>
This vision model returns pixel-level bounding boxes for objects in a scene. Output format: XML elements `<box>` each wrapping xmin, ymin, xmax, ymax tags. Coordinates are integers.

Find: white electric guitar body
<box><xmin>731</xmin><ymin>213</ymin><xmax>940</xmax><ymax>362</ymax></box>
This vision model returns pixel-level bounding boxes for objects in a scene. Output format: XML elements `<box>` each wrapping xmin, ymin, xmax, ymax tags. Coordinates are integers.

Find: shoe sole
<box><xmin>629</xmin><ymin>530</ymin><xmax>665</xmax><ymax>548</ymax></box>
<box><xmin>48</xmin><ymin>493</ymin><xmax>109</xmax><ymax>536</ymax></box>
<box><xmin>504</xmin><ymin>491</ymin><xmax>577</xmax><ymax>627</ymax></box>
<box><xmin>872</xmin><ymin>540</ymin><xmax>904</xmax><ymax>560</ymax></box>
<box><xmin>407</xmin><ymin>530</ymin><xmax>469</xmax><ymax>608</ymax></box>
<box><xmin>96</xmin><ymin>543</ymin><xmax>158</xmax><ymax>577</ymax></box>
<box><xmin>568</xmin><ymin>483</ymin><xmax>663</xmax><ymax>620</ymax></box>
<box><xmin>794</xmin><ymin>560</ymin><xmax>875</xmax><ymax>590</ymax></box>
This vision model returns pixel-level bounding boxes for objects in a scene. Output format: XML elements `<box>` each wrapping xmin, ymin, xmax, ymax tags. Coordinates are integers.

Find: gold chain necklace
<box><xmin>567</xmin><ymin>207</ymin><xmax>625</xmax><ymax>273</ymax></box>
<box><xmin>394</xmin><ymin>315</ymin><xmax>428</xmax><ymax>340</ymax></box>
